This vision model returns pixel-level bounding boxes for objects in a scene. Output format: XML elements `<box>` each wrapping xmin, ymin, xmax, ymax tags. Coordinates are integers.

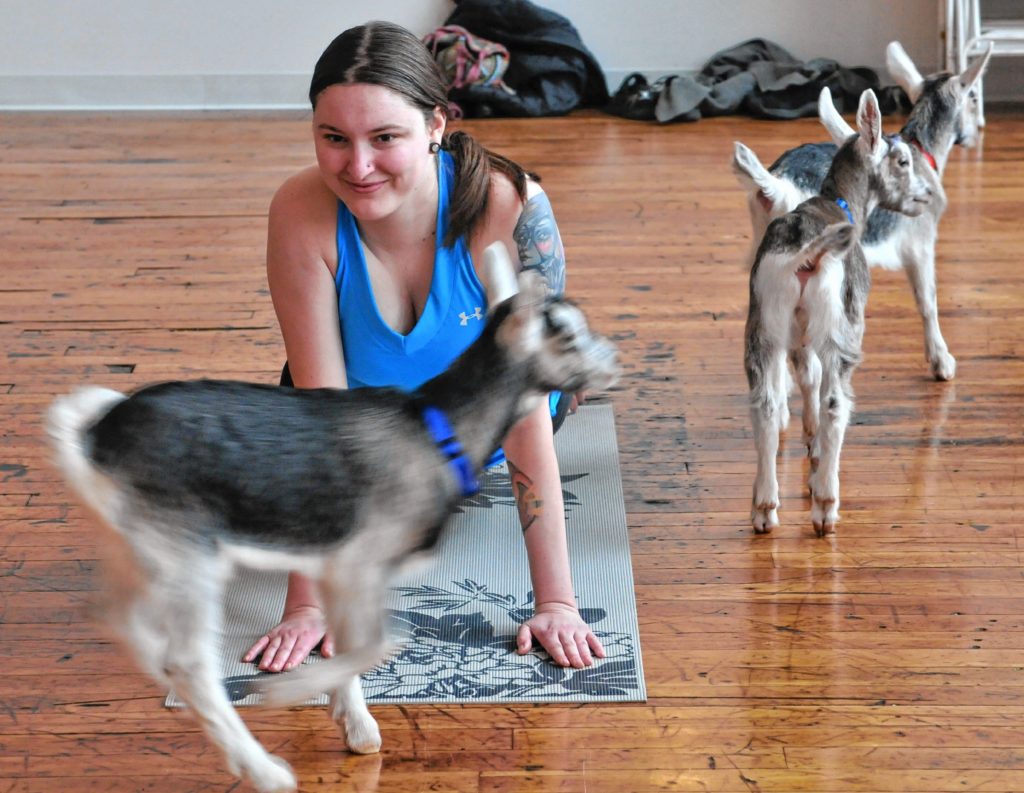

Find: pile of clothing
<box><xmin>607</xmin><ymin>38</ymin><xmax>910</xmax><ymax>123</ymax></box>
<box><xmin>424</xmin><ymin>4</ymin><xmax>908</xmax><ymax>123</ymax></box>
<box><xmin>423</xmin><ymin>0</ymin><xmax>608</xmax><ymax>117</ymax></box>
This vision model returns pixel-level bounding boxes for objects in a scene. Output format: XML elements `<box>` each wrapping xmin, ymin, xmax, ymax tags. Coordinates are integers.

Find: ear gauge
<box><xmin>429</xmin><ymin>141</ymin><xmax>441</xmax><ymax>154</ymax></box>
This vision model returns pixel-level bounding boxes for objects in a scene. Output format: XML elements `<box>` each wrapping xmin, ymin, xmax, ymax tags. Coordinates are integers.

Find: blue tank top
<box><xmin>334</xmin><ymin>150</ymin><xmax>489</xmax><ymax>391</ymax></box>
<box><xmin>333</xmin><ymin>150</ymin><xmax>558</xmax><ymax>465</ymax></box>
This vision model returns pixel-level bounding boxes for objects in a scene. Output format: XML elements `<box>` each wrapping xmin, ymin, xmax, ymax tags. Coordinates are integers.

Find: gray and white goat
<box><xmin>743</xmin><ymin>90</ymin><xmax>932</xmax><ymax>536</ymax></box>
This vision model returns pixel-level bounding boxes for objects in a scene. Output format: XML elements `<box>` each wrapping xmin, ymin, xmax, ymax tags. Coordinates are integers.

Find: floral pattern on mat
<box><xmin>359</xmin><ymin>579</ymin><xmax>641</xmax><ymax>700</ymax></box>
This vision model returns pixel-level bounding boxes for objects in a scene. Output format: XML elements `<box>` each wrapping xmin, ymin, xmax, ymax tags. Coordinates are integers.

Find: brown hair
<box><xmin>310</xmin><ymin>21</ymin><xmax>530</xmax><ymax>247</ymax></box>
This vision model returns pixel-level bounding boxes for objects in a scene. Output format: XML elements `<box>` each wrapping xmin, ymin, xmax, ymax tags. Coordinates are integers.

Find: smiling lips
<box><xmin>347</xmin><ymin>180</ymin><xmax>386</xmax><ymax>194</ymax></box>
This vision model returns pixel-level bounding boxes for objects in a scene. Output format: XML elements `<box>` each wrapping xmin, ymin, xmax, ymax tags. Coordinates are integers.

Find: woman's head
<box><xmin>310</xmin><ymin>21</ymin><xmax>448</xmax><ymax>125</ymax></box>
<box><xmin>309</xmin><ymin>20</ymin><xmax>531</xmax><ymax>244</ymax></box>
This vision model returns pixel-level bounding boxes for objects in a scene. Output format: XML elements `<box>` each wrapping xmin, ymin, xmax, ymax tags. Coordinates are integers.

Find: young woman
<box><xmin>243</xmin><ymin>20</ymin><xmax>604</xmax><ymax>674</ymax></box>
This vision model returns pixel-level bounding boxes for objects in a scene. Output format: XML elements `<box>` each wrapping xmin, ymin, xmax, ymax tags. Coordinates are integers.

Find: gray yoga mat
<box><xmin>167</xmin><ymin>403</ymin><xmax>645</xmax><ymax>706</ymax></box>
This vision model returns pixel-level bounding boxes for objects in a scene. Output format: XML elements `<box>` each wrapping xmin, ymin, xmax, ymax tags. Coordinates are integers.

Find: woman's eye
<box><xmin>325</xmin><ymin>134</ymin><xmax>345</xmax><ymax>144</ymax></box>
<box><xmin>376</xmin><ymin>134</ymin><xmax>395</xmax><ymax>143</ymax></box>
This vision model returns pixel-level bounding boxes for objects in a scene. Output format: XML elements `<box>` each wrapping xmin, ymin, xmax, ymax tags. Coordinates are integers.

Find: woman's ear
<box><xmin>429</xmin><ymin>105</ymin><xmax>447</xmax><ymax>148</ymax></box>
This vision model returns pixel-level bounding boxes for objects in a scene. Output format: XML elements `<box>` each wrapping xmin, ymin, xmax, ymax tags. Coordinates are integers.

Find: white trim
<box><xmin>0</xmin><ymin>73</ymin><xmax>313</xmax><ymax>111</ymax></box>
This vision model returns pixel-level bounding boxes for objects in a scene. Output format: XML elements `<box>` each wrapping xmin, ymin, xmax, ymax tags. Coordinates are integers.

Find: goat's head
<box><xmin>887</xmin><ymin>41</ymin><xmax>992</xmax><ymax>148</ymax></box>
<box><xmin>482</xmin><ymin>243</ymin><xmax>618</xmax><ymax>397</ymax></box>
<box><xmin>853</xmin><ymin>90</ymin><xmax>933</xmax><ymax>216</ymax></box>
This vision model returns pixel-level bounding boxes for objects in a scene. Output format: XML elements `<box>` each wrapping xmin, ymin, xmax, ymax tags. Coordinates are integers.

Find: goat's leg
<box><xmin>319</xmin><ymin>567</ymin><xmax>385</xmax><ymax>755</ymax></box>
<box><xmin>809</xmin><ymin>361</ymin><xmax>853</xmax><ymax>536</ymax></box>
<box><xmin>790</xmin><ymin>346</ymin><xmax>822</xmax><ymax>468</ymax></box>
<box><xmin>329</xmin><ymin>675</ymin><xmax>381</xmax><ymax>755</ymax></box>
<box><xmin>750</xmin><ymin>350</ymin><xmax>787</xmax><ymax>533</ymax></box>
<box><xmin>904</xmin><ymin>242</ymin><xmax>955</xmax><ymax>380</ymax></box>
<box><xmin>154</xmin><ymin>556</ymin><xmax>297</xmax><ymax>792</ymax></box>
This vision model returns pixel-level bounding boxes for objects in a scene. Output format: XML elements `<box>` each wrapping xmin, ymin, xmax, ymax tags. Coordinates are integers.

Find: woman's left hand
<box><xmin>516</xmin><ymin>601</ymin><xmax>606</xmax><ymax>668</ymax></box>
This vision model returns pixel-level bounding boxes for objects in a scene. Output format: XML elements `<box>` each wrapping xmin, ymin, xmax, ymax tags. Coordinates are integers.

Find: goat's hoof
<box><xmin>752</xmin><ymin>503</ymin><xmax>779</xmax><ymax>534</ymax></box>
<box><xmin>812</xmin><ymin>520</ymin><xmax>836</xmax><ymax>537</ymax></box>
<box><xmin>811</xmin><ymin>496</ymin><xmax>838</xmax><ymax>536</ymax></box>
<box><xmin>931</xmin><ymin>352</ymin><xmax>956</xmax><ymax>381</ymax></box>
<box><xmin>343</xmin><ymin>716</ymin><xmax>382</xmax><ymax>755</ymax></box>
<box><xmin>246</xmin><ymin>754</ymin><xmax>297</xmax><ymax>793</ymax></box>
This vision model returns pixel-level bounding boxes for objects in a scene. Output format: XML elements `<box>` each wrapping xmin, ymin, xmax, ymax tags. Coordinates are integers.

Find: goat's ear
<box><xmin>818</xmin><ymin>87</ymin><xmax>855</xmax><ymax>145</ymax></box>
<box><xmin>496</xmin><ymin>270</ymin><xmax>545</xmax><ymax>356</ymax></box>
<box><xmin>886</xmin><ymin>41</ymin><xmax>925</xmax><ymax>103</ymax></box>
<box><xmin>513</xmin><ymin>270</ymin><xmax>547</xmax><ymax>314</ymax></box>
<box><xmin>960</xmin><ymin>43</ymin><xmax>992</xmax><ymax>91</ymax></box>
<box><xmin>855</xmin><ymin>89</ymin><xmax>885</xmax><ymax>161</ymax></box>
<box><xmin>481</xmin><ymin>242</ymin><xmax>519</xmax><ymax>314</ymax></box>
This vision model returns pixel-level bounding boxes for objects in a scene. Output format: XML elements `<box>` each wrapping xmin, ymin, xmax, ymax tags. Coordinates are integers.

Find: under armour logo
<box><xmin>459</xmin><ymin>307</ymin><xmax>483</xmax><ymax>326</ymax></box>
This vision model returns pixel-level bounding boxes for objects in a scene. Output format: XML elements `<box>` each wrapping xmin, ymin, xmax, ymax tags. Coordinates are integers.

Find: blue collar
<box><xmin>835</xmin><ymin>197</ymin><xmax>855</xmax><ymax>225</ymax></box>
<box><xmin>421</xmin><ymin>405</ymin><xmax>479</xmax><ymax>498</ymax></box>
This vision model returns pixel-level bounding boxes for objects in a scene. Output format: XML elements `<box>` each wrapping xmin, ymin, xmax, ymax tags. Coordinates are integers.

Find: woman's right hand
<box><xmin>242</xmin><ymin>605</ymin><xmax>335</xmax><ymax>672</ymax></box>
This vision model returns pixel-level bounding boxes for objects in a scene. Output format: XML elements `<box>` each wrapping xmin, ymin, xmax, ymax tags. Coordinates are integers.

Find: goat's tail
<box><xmin>46</xmin><ymin>386</ymin><xmax>126</xmax><ymax>503</ymax></box>
<box><xmin>257</xmin><ymin>641</ymin><xmax>400</xmax><ymax>708</ymax></box>
<box><xmin>732</xmin><ymin>141</ymin><xmax>797</xmax><ymax>216</ymax></box>
<box><xmin>797</xmin><ymin>222</ymin><xmax>856</xmax><ymax>277</ymax></box>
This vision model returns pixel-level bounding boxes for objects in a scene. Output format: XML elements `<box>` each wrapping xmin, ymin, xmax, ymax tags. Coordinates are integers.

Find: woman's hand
<box><xmin>516</xmin><ymin>601</ymin><xmax>606</xmax><ymax>668</ymax></box>
<box><xmin>242</xmin><ymin>605</ymin><xmax>335</xmax><ymax>672</ymax></box>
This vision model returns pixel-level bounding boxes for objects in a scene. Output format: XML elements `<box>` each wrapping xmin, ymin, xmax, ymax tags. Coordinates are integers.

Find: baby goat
<box><xmin>743</xmin><ymin>90</ymin><xmax>932</xmax><ymax>536</ymax></box>
<box><xmin>46</xmin><ymin>246</ymin><xmax>618</xmax><ymax>793</ymax></box>
<box><xmin>734</xmin><ymin>41</ymin><xmax>991</xmax><ymax>380</ymax></box>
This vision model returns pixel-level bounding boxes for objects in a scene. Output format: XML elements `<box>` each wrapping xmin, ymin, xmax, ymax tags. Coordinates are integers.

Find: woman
<box><xmin>243</xmin><ymin>20</ymin><xmax>604</xmax><ymax>673</ymax></box>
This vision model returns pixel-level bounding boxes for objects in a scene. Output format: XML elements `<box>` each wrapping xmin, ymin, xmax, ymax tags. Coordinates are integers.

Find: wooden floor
<box><xmin>2</xmin><ymin>107</ymin><xmax>1023</xmax><ymax>792</ymax></box>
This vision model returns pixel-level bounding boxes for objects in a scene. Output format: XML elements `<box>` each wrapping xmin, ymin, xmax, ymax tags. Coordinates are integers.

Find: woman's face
<box><xmin>312</xmin><ymin>83</ymin><xmax>444</xmax><ymax>222</ymax></box>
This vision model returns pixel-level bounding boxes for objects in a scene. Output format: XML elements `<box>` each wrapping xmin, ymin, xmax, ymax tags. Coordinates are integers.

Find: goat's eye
<box><xmin>898</xmin><ymin>157</ymin><xmax>910</xmax><ymax>168</ymax></box>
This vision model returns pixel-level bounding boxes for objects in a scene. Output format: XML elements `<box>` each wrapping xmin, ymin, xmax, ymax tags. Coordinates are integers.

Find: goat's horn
<box><xmin>482</xmin><ymin>242</ymin><xmax>519</xmax><ymax>311</ymax></box>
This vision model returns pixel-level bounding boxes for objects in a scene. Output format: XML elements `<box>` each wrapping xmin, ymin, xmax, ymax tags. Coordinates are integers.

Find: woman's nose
<box><xmin>345</xmin><ymin>143</ymin><xmax>374</xmax><ymax>179</ymax></box>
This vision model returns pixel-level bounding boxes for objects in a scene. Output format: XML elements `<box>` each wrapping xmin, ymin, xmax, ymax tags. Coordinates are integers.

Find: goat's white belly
<box><xmin>863</xmin><ymin>236</ymin><xmax>904</xmax><ymax>271</ymax></box>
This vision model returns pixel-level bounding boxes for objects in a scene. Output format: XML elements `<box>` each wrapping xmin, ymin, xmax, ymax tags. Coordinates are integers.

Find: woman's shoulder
<box><xmin>270</xmin><ymin>166</ymin><xmax>337</xmax><ymax>224</ymax></box>
<box><xmin>479</xmin><ymin>170</ymin><xmax>545</xmax><ymax>238</ymax></box>
<box><xmin>267</xmin><ymin>166</ymin><xmax>339</xmax><ymax>275</ymax></box>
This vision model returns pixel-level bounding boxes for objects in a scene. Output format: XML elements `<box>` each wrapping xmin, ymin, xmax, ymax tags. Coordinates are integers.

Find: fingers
<box><xmin>561</xmin><ymin>632</ymin><xmax>586</xmax><ymax>668</ymax></box>
<box><xmin>244</xmin><ymin>618</ymin><xmax>328</xmax><ymax>672</ymax></box>
<box><xmin>588</xmin><ymin>632</ymin><xmax>607</xmax><ymax>659</ymax></box>
<box><xmin>280</xmin><ymin>634</ymin><xmax>321</xmax><ymax>672</ymax></box>
<box><xmin>242</xmin><ymin>634</ymin><xmax>270</xmax><ymax>663</ymax></box>
<box><xmin>516</xmin><ymin>623</ymin><xmax>533</xmax><ymax>655</ymax></box>
<box><xmin>321</xmin><ymin>632</ymin><xmax>335</xmax><ymax>659</ymax></box>
<box><xmin>531</xmin><ymin>626</ymin><xmax>595</xmax><ymax>668</ymax></box>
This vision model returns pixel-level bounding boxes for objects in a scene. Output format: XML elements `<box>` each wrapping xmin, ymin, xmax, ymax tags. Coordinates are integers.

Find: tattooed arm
<box><xmin>513</xmin><ymin>188</ymin><xmax>566</xmax><ymax>295</ymax></box>
<box><xmin>513</xmin><ymin>186</ymin><xmax>589</xmax><ymax>412</ymax></box>
<box><xmin>471</xmin><ymin>174</ymin><xmax>602</xmax><ymax>667</ymax></box>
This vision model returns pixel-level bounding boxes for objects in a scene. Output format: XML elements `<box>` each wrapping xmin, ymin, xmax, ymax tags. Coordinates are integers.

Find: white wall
<box><xmin>1</xmin><ymin>0</ymin><xmax>1008</xmax><ymax>110</ymax></box>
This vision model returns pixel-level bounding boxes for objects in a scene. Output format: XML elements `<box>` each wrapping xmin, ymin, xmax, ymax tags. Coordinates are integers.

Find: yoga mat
<box><xmin>167</xmin><ymin>404</ymin><xmax>645</xmax><ymax>706</ymax></box>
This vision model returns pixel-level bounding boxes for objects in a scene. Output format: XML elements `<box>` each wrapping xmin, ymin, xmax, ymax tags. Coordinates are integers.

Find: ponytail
<box><xmin>441</xmin><ymin>131</ymin><xmax>532</xmax><ymax>248</ymax></box>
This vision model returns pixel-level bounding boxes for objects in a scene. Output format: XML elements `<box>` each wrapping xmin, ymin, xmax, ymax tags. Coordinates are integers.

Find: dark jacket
<box><xmin>442</xmin><ymin>0</ymin><xmax>609</xmax><ymax>117</ymax></box>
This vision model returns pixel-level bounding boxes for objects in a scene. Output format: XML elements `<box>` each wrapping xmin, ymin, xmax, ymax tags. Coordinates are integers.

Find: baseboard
<box><xmin>0</xmin><ymin>73</ymin><xmax>312</xmax><ymax>111</ymax></box>
<box><xmin>1</xmin><ymin>67</ymin><xmax>1019</xmax><ymax>111</ymax></box>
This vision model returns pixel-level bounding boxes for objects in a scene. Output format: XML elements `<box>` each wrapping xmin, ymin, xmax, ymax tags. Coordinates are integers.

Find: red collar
<box><xmin>911</xmin><ymin>138</ymin><xmax>937</xmax><ymax>171</ymax></box>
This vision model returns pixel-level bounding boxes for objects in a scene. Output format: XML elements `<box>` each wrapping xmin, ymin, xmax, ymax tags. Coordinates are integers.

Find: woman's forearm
<box><xmin>284</xmin><ymin>571</ymin><xmax>322</xmax><ymax>611</ymax></box>
<box><xmin>502</xmin><ymin>402</ymin><xmax>578</xmax><ymax>609</ymax></box>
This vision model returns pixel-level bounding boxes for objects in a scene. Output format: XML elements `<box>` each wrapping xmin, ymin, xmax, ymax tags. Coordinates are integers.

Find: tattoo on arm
<box><xmin>513</xmin><ymin>192</ymin><xmax>566</xmax><ymax>295</ymax></box>
<box><xmin>507</xmin><ymin>459</ymin><xmax>544</xmax><ymax>533</ymax></box>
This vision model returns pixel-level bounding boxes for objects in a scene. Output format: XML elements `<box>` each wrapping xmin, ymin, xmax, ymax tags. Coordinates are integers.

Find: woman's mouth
<box><xmin>347</xmin><ymin>180</ymin><xmax>386</xmax><ymax>194</ymax></box>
